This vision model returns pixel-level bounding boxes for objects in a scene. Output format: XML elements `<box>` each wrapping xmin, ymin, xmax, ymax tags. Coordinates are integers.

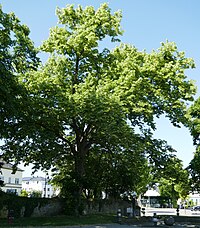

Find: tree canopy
<box><xmin>156</xmin><ymin>157</ymin><xmax>190</xmax><ymax>206</ymax></box>
<box><xmin>0</xmin><ymin>5</ymin><xmax>39</xmax><ymax>142</ymax></box>
<box><xmin>186</xmin><ymin>99</ymin><xmax>200</xmax><ymax>192</ymax></box>
<box><xmin>0</xmin><ymin>3</ymin><xmax>196</xmax><ymax>213</ymax></box>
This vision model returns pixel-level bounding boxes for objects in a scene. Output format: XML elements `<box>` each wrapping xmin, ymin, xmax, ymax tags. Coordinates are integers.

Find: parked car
<box><xmin>191</xmin><ymin>206</ymin><xmax>200</xmax><ymax>211</ymax></box>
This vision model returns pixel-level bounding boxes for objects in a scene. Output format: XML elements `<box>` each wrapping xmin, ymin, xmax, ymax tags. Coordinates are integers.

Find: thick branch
<box><xmin>72</xmin><ymin>54</ymin><xmax>80</xmax><ymax>94</ymax></box>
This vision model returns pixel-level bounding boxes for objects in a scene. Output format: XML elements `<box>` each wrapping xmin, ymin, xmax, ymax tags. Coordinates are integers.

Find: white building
<box><xmin>22</xmin><ymin>176</ymin><xmax>57</xmax><ymax>198</ymax></box>
<box><xmin>188</xmin><ymin>192</ymin><xmax>200</xmax><ymax>205</ymax></box>
<box><xmin>141</xmin><ymin>188</ymin><xmax>161</xmax><ymax>208</ymax></box>
<box><xmin>0</xmin><ymin>161</ymin><xmax>23</xmax><ymax>195</ymax></box>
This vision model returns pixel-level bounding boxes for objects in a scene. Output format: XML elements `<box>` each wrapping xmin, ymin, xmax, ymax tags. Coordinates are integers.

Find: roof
<box><xmin>22</xmin><ymin>177</ymin><xmax>32</xmax><ymax>181</ymax></box>
<box><xmin>144</xmin><ymin>189</ymin><xmax>160</xmax><ymax>197</ymax></box>
<box><xmin>0</xmin><ymin>160</ymin><xmax>23</xmax><ymax>172</ymax></box>
<box><xmin>22</xmin><ymin>176</ymin><xmax>46</xmax><ymax>182</ymax></box>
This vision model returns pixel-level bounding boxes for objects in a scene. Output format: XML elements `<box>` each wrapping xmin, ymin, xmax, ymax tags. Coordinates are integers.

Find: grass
<box><xmin>0</xmin><ymin>214</ymin><xmax>117</xmax><ymax>227</ymax></box>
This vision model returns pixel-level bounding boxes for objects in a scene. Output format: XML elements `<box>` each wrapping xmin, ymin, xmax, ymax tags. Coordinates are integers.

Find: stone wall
<box><xmin>0</xmin><ymin>196</ymin><xmax>140</xmax><ymax>218</ymax></box>
<box><xmin>84</xmin><ymin>199</ymin><xmax>131</xmax><ymax>215</ymax></box>
<box><xmin>31</xmin><ymin>201</ymin><xmax>63</xmax><ymax>217</ymax></box>
<box><xmin>0</xmin><ymin>191</ymin><xmax>64</xmax><ymax>218</ymax></box>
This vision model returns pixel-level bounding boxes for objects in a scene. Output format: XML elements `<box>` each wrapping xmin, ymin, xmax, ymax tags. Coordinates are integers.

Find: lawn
<box><xmin>0</xmin><ymin>214</ymin><xmax>116</xmax><ymax>227</ymax></box>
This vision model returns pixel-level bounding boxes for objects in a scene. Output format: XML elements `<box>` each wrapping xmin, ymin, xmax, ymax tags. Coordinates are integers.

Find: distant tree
<box><xmin>187</xmin><ymin>99</ymin><xmax>200</xmax><ymax>192</ymax></box>
<box><xmin>156</xmin><ymin>157</ymin><xmax>190</xmax><ymax>207</ymax></box>
<box><xmin>30</xmin><ymin>190</ymin><xmax>42</xmax><ymax>198</ymax></box>
<box><xmin>0</xmin><ymin>3</ymin><xmax>196</xmax><ymax>214</ymax></box>
<box><xmin>187</xmin><ymin>98</ymin><xmax>200</xmax><ymax>147</ymax></box>
<box><xmin>20</xmin><ymin>189</ymin><xmax>29</xmax><ymax>197</ymax></box>
<box><xmin>175</xmin><ymin>180</ymin><xmax>190</xmax><ymax>201</ymax></box>
<box><xmin>187</xmin><ymin>150</ymin><xmax>200</xmax><ymax>192</ymax></box>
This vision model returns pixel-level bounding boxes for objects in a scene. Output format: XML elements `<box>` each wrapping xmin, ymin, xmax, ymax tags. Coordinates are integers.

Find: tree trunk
<box><xmin>71</xmin><ymin>120</ymin><xmax>92</xmax><ymax>215</ymax></box>
<box><xmin>73</xmin><ymin>147</ymin><xmax>87</xmax><ymax>216</ymax></box>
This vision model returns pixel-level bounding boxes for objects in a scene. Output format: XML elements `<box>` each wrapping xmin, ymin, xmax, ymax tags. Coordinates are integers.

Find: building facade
<box><xmin>188</xmin><ymin>192</ymin><xmax>200</xmax><ymax>206</ymax></box>
<box><xmin>22</xmin><ymin>176</ymin><xmax>57</xmax><ymax>198</ymax></box>
<box><xmin>0</xmin><ymin>161</ymin><xmax>23</xmax><ymax>195</ymax></box>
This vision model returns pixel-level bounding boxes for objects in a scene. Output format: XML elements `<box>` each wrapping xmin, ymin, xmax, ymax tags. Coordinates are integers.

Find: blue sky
<box><xmin>1</xmin><ymin>0</ymin><xmax>200</xmax><ymax>175</ymax></box>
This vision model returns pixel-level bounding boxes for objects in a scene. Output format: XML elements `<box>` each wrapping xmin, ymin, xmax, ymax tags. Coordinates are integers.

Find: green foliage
<box><xmin>187</xmin><ymin>149</ymin><xmax>200</xmax><ymax>192</ymax></box>
<box><xmin>187</xmin><ymin>98</ymin><xmax>200</xmax><ymax>193</ymax></box>
<box><xmin>0</xmin><ymin>191</ymin><xmax>35</xmax><ymax>218</ymax></box>
<box><xmin>29</xmin><ymin>190</ymin><xmax>42</xmax><ymax>198</ymax></box>
<box><xmin>187</xmin><ymin>98</ymin><xmax>200</xmax><ymax>146</ymax></box>
<box><xmin>0</xmin><ymin>4</ymin><xmax>40</xmax><ymax>159</ymax></box>
<box><xmin>0</xmin><ymin>3</ymin><xmax>196</xmax><ymax>214</ymax></box>
<box><xmin>0</xmin><ymin>5</ymin><xmax>39</xmax><ymax>73</ymax></box>
<box><xmin>20</xmin><ymin>189</ymin><xmax>29</xmax><ymax>197</ymax></box>
<box><xmin>156</xmin><ymin>157</ymin><xmax>190</xmax><ymax>206</ymax></box>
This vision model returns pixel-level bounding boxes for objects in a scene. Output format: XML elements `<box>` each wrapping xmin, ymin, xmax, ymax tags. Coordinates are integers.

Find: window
<box><xmin>15</xmin><ymin>178</ymin><xmax>19</xmax><ymax>184</ymax></box>
<box><xmin>8</xmin><ymin>177</ymin><xmax>11</xmax><ymax>183</ymax></box>
<box><xmin>0</xmin><ymin>176</ymin><xmax>4</xmax><ymax>181</ymax></box>
<box><xmin>6</xmin><ymin>189</ymin><xmax>17</xmax><ymax>194</ymax></box>
<box><xmin>47</xmin><ymin>188</ymin><xmax>50</xmax><ymax>191</ymax></box>
<box><xmin>0</xmin><ymin>176</ymin><xmax>4</xmax><ymax>186</ymax></box>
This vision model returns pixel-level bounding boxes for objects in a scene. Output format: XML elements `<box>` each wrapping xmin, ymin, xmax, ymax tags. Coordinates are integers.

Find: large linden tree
<box><xmin>0</xmin><ymin>4</ymin><xmax>196</xmax><ymax>213</ymax></box>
